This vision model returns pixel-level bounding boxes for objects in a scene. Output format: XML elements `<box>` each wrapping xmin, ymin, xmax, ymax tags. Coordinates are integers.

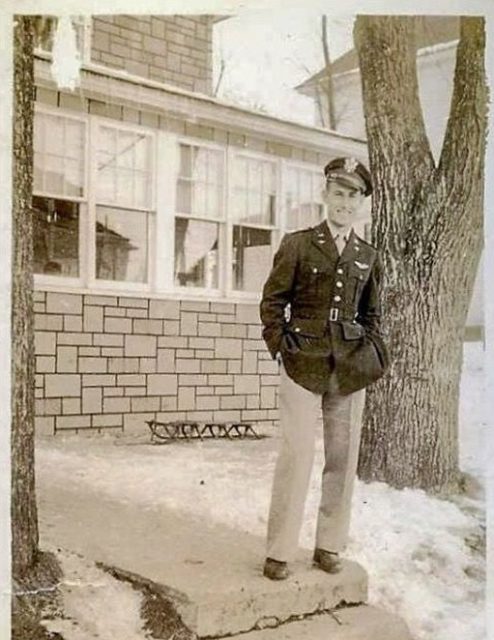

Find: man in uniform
<box><xmin>260</xmin><ymin>157</ymin><xmax>389</xmax><ymax>580</ymax></box>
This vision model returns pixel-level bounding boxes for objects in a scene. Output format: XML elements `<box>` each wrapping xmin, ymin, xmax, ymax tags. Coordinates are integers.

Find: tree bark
<box><xmin>12</xmin><ymin>15</ymin><xmax>39</xmax><ymax>578</ymax></box>
<box><xmin>354</xmin><ymin>16</ymin><xmax>487</xmax><ymax>491</ymax></box>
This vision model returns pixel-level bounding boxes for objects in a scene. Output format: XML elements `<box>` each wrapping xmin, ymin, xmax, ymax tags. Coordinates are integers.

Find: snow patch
<box><xmin>42</xmin><ymin>548</ymin><xmax>150</xmax><ymax>640</ymax></box>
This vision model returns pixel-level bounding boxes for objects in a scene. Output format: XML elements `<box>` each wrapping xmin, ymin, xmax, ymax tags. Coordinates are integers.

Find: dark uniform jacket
<box><xmin>260</xmin><ymin>220</ymin><xmax>390</xmax><ymax>395</ymax></box>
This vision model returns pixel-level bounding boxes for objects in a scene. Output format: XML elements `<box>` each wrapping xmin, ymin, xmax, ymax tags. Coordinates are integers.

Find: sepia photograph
<box><xmin>1</xmin><ymin>1</ymin><xmax>492</xmax><ymax>639</ymax></box>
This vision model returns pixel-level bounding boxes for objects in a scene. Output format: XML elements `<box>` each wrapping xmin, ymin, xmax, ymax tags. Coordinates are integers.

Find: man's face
<box><xmin>322</xmin><ymin>180</ymin><xmax>365</xmax><ymax>229</ymax></box>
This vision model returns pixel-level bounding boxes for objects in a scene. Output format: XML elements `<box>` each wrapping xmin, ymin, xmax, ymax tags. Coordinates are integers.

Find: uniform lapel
<box><xmin>310</xmin><ymin>220</ymin><xmax>339</xmax><ymax>263</ymax></box>
<box><xmin>338</xmin><ymin>228</ymin><xmax>356</xmax><ymax>264</ymax></box>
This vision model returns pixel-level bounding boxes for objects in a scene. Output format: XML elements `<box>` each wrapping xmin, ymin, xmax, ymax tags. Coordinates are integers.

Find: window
<box><xmin>284</xmin><ymin>165</ymin><xmax>324</xmax><ymax>231</ymax></box>
<box><xmin>34</xmin><ymin>16</ymin><xmax>91</xmax><ymax>63</ymax></box>
<box><xmin>95</xmin><ymin>124</ymin><xmax>155</xmax><ymax>285</ymax></box>
<box><xmin>174</xmin><ymin>144</ymin><xmax>224</xmax><ymax>289</ymax></box>
<box><xmin>33</xmin><ymin>112</ymin><xmax>86</xmax><ymax>278</ymax></box>
<box><xmin>231</xmin><ymin>155</ymin><xmax>277</xmax><ymax>293</ymax></box>
<box><xmin>33</xmin><ymin>108</ymin><xmax>155</xmax><ymax>287</ymax></box>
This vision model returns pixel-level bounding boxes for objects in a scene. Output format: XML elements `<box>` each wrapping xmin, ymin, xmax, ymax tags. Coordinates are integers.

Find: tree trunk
<box><xmin>12</xmin><ymin>15</ymin><xmax>39</xmax><ymax>578</ymax></box>
<box><xmin>354</xmin><ymin>16</ymin><xmax>487</xmax><ymax>491</ymax></box>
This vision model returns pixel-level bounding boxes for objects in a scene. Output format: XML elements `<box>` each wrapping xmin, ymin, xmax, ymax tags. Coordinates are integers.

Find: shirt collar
<box><xmin>325</xmin><ymin>220</ymin><xmax>352</xmax><ymax>242</ymax></box>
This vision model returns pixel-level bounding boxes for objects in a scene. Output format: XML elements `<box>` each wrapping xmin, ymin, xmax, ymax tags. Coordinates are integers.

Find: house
<box><xmin>33</xmin><ymin>14</ymin><xmax>368</xmax><ymax>435</ymax></box>
<box><xmin>296</xmin><ymin>16</ymin><xmax>484</xmax><ymax>337</ymax></box>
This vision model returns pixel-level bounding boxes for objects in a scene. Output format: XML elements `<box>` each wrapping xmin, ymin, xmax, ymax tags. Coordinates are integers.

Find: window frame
<box><xmin>226</xmin><ymin>147</ymin><xmax>282</xmax><ymax>298</ymax></box>
<box><xmin>33</xmin><ymin>106</ymin><xmax>158</xmax><ymax>293</ymax></box>
<box><xmin>33</xmin><ymin>104</ymin><xmax>89</xmax><ymax>289</ymax></box>
<box><xmin>171</xmin><ymin>135</ymin><xmax>228</xmax><ymax>298</ymax></box>
<box><xmin>88</xmin><ymin>116</ymin><xmax>157</xmax><ymax>293</ymax></box>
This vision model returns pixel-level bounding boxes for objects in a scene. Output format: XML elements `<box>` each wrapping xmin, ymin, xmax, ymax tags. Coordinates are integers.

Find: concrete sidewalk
<box><xmin>39</xmin><ymin>481</ymin><xmax>368</xmax><ymax>636</ymax></box>
<box><xmin>38</xmin><ymin>478</ymin><xmax>412</xmax><ymax>639</ymax></box>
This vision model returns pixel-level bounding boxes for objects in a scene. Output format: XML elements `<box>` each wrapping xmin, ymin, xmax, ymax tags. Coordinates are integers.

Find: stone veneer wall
<box><xmin>34</xmin><ymin>291</ymin><xmax>279</xmax><ymax>436</ymax></box>
<box><xmin>91</xmin><ymin>15</ymin><xmax>213</xmax><ymax>94</ymax></box>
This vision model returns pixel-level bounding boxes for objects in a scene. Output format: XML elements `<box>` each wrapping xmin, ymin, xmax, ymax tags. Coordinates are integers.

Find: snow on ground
<box><xmin>42</xmin><ymin>548</ymin><xmax>150</xmax><ymax>640</ymax></box>
<box><xmin>458</xmin><ymin>341</ymin><xmax>486</xmax><ymax>479</ymax></box>
<box><xmin>36</xmin><ymin>342</ymin><xmax>486</xmax><ymax>640</ymax></box>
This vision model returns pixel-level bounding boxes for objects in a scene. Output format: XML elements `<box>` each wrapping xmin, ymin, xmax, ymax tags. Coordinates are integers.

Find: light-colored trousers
<box><xmin>266</xmin><ymin>362</ymin><xmax>366</xmax><ymax>561</ymax></box>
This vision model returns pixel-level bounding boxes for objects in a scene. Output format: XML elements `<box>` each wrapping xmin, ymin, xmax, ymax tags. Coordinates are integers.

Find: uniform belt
<box><xmin>328</xmin><ymin>307</ymin><xmax>340</xmax><ymax>321</ymax></box>
<box><xmin>327</xmin><ymin>308</ymin><xmax>356</xmax><ymax>323</ymax></box>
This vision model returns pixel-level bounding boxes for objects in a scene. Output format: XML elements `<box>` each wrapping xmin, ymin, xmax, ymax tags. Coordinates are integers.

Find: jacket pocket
<box><xmin>366</xmin><ymin>332</ymin><xmax>391</xmax><ymax>370</ymax></box>
<box><xmin>341</xmin><ymin>321</ymin><xmax>365</xmax><ymax>341</ymax></box>
<box><xmin>287</xmin><ymin>317</ymin><xmax>327</xmax><ymax>338</ymax></box>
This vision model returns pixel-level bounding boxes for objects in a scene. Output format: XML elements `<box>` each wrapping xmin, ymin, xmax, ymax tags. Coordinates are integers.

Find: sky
<box><xmin>213</xmin><ymin>10</ymin><xmax>355</xmax><ymax>124</ymax></box>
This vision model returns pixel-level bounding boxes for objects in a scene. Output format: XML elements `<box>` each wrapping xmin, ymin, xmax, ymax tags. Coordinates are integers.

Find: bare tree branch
<box><xmin>354</xmin><ymin>15</ymin><xmax>435</xmax><ymax>190</ymax></box>
<box><xmin>438</xmin><ymin>17</ymin><xmax>488</xmax><ymax>200</ymax></box>
<box><xmin>213</xmin><ymin>56</ymin><xmax>225</xmax><ymax>97</ymax></box>
<box><xmin>321</xmin><ymin>15</ymin><xmax>337</xmax><ymax>129</ymax></box>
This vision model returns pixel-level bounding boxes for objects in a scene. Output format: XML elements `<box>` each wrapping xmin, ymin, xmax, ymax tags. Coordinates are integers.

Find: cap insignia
<box><xmin>344</xmin><ymin>157</ymin><xmax>358</xmax><ymax>173</ymax></box>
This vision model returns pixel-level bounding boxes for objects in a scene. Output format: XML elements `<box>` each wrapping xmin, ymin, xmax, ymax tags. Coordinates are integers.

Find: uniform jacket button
<box><xmin>294</xmin><ymin>327</ymin><xmax>301</xmax><ymax>332</ymax></box>
<box><xmin>337</xmin><ymin>268</ymin><xmax>343</xmax><ymax>274</ymax></box>
<box><xmin>336</xmin><ymin>281</ymin><xmax>343</xmax><ymax>288</ymax></box>
<box><xmin>334</xmin><ymin>295</ymin><xmax>341</xmax><ymax>302</ymax></box>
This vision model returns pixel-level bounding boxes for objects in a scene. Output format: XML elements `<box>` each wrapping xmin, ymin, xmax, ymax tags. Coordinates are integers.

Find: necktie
<box><xmin>334</xmin><ymin>234</ymin><xmax>347</xmax><ymax>254</ymax></box>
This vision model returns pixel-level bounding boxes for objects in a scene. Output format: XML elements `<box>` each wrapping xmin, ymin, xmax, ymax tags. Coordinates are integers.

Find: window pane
<box><xmin>117</xmin><ymin>132</ymin><xmax>136</xmax><ymax>168</ymax></box>
<box><xmin>33</xmin><ymin>152</ymin><xmax>44</xmax><ymax>192</ymax></box>
<box><xmin>97</xmin><ymin>163</ymin><xmax>116</xmax><ymax>203</ymax></box>
<box><xmin>64</xmin><ymin>159</ymin><xmax>84</xmax><ymax>197</ymax></box>
<box><xmin>44</xmin><ymin>154</ymin><xmax>64</xmax><ymax>193</ymax></box>
<box><xmin>179</xmin><ymin>145</ymin><xmax>193</xmax><ymax>177</ymax></box>
<box><xmin>135</xmin><ymin>134</ymin><xmax>151</xmax><ymax>172</ymax></box>
<box><xmin>192</xmin><ymin>147</ymin><xmax>207</xmax><ymax>182</ymax></box>
<box><xmin>134</xmin><ymin>174</ymin><xmax>151</xmax><ymax>211</ymax></box>
<box><xmin>232</xmin><ymin>156</ymin><xmax>276</xmax><ymax>226</ymax></box>
<box><xmin>177</xmin><ymin>145</ymin><xmax>224</xmax><ymax>219</ymax></box>
<box><xmin>174</xmin><ymin>218</ymin><xmax>219</xmax><ymax>288</ymax></box>
<box><xmin>96</xmin><ymin>127</ymin><xmax>152</xmax><ymax>209</ymax></box>
<box><xmin>33</xmin><ymin>113</ymin><xmax>85</xmax><ymax>197</ymax></box>
<box><xmin>33</xmin><ymin>196</ymin><xmax>80</xmax><ymax>277</ymax></box>
<box><xmin>176</xmin><ymin>179</ymin><xmax>192</xmax><ymax>214</ymax></box>
<box><xmin>96</xmin><ymin>206</ymin><xmax>150</xmax><ymax>283</ymax></box>
<box><xmin>285</xmin><ymin>167</ymin><xmax>324</xmax><ymax>231</ymax></box>
<box><xmin>116</xmin><ymin>168</ymin><xmax>135</xmax><ymax>202</ymax></box>
<box><xmin>65</xmin><ymin>119</ymin><xmax>84</xmax><ymax>160</ymax></box>
<box><xmin>232</xmin><ymin>226</ymin><xmax>272</xmax><ymax>292</ymax></box>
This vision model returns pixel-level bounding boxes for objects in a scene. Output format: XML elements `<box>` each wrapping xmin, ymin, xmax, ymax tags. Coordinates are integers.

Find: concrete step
<box><xmin>179</xmin><ymin>557</ymin><xmax>367</xmax><ymax>637</ymax></box>
<box><xmin>39</xmin><ymin>484</ymin><xmax>367</xmax><ymax>637</ymax></box>
<box><xmin>228</xmin><ymin>604</ymin><xmax>414</xmax><ymax>640</ymax></box>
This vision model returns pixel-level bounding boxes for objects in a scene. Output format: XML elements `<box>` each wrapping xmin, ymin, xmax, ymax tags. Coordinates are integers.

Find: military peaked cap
<box><xmin>324</xmin><ymin>157</ymin><xmax>372</xmax><ymax>197</ymax></box>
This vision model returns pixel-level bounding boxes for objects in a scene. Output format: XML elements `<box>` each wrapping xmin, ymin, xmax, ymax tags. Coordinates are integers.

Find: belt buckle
<box><xmin>329</xmin><ymin>307</ymin><xmax>339</xmax><ymax>322</ymax></box>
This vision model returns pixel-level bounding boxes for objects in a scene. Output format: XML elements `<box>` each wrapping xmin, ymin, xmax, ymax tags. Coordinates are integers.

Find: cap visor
<box><xmin>327</xmin><ymin>173</ymin><xmax>366</xmax><ymax>193</ymax></box>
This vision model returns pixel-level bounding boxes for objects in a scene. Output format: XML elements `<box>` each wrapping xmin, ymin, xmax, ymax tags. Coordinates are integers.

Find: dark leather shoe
<box><xmin>263</xmin><ymin>557</ymin><xmax>290</xmax><ymax>580</ymax></box>
<box><xmin>313</xmin><ymin>548</ymin><xmax>342</xmax><ymax>574</ymax></box>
